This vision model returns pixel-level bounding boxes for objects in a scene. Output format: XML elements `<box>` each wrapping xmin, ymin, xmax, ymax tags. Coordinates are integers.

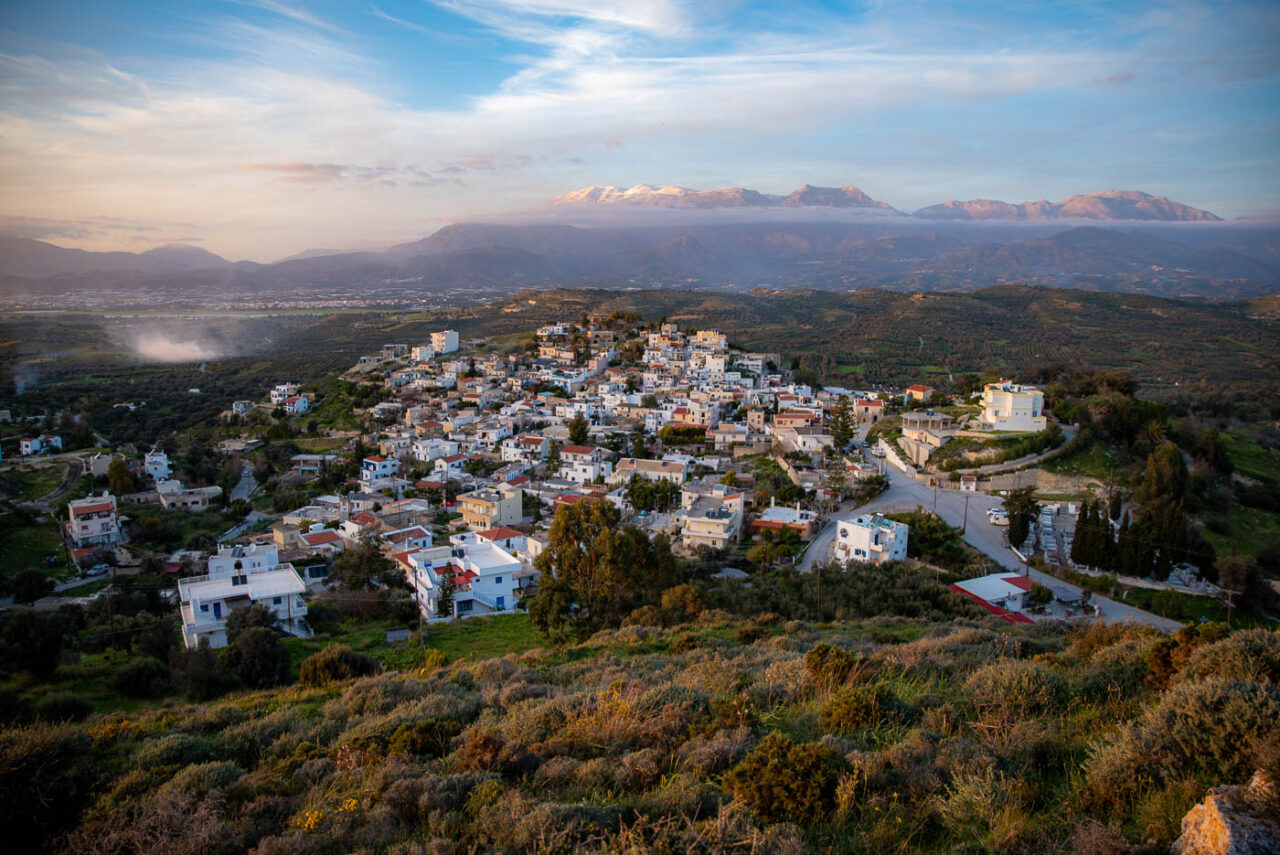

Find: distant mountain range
<box><xmin>2</xmin><ymin>220</ymin><xmax>1275</xmax><ymax>304</ymax></box>
<box><xmin>552</xmin><ymin>184</ymin><xmax>1221</xmax><ymax>221</ymax></box>
<box><xmin>0</xmin><ymin>186</ymin><xmax>1273</xmax><ymax>305</ymax></box>
<box><xmin>0</xmin><ymin>236</ymin><xmax>234</xmax><ymax>279</ymax></box>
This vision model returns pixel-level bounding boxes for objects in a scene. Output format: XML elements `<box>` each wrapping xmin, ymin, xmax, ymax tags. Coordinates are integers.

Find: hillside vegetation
<box><xmin>6</xmin><ymin>614</ymin><xmax>1279</xmax><ymax>854</ymax></box>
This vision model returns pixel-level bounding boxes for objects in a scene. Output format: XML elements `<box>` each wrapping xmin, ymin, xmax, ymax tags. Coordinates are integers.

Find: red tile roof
<box><xmin>71</xmin><ymin>502</ymin><xmax>115</xmax><ymax>517</ymax></box>
<box><xmin>477</xmin><ymin>526</ymin><xmax>523</xmax><ymax>541</ymax></box>
<box><xmin>302</xmin><ymin>530</ymin><xmax>341</xmax><ymax>545</ymax></box>
<box><xmin>561</xmin><ymin>445</ymin><xmax>595</xmax><ymax>455</ymax></box>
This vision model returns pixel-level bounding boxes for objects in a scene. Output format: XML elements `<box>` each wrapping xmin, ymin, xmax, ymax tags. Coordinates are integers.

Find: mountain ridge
<box><xmin>551</xmin><ymin>184</ymin><xmax>1219</xmax><ymax>221</ymax></box>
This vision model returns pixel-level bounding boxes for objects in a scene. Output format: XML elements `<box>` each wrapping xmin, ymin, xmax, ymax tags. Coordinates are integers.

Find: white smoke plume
<box><xmin>130</xmin><ymin>333</ymin><xmax>223</xmax><ymax>363</ymax></box>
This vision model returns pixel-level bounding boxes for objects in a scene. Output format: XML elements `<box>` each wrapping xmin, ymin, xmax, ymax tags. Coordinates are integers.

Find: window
<box><xmin>273</xmin><ymin>597</ymin><xmax>281</xmax><ymax>605</ymax></box>
<box><xmin>200</xmin><ymin>604</ymin><xmax>208</xmax><ymax>612</ymax></box>
<box><xmin>494</xmin><ymin>576</ymin><xmax>502</xmax><ymax>584</ymax></box>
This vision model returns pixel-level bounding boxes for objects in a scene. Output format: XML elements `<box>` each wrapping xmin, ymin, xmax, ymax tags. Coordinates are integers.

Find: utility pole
<box><xmin>815</xmin><ymin>563</ymin><xmax>822</xmax><ymax>619</ymax></box>
<box><xmin>962</xmin><ymin>494</ymin><xmax>969</xmax><ymax>534</ymax></box>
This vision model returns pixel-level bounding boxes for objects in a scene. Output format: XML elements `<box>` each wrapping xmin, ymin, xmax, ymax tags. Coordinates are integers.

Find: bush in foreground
<box><xmin>724</xmin><ymin>731</ymin><xmax>847</xmax><ymax>822</ymax></box>
<box><xmin>298</xmin><ymin>644</ymin><xmax>381</xmax><ymax>687</ymax></box>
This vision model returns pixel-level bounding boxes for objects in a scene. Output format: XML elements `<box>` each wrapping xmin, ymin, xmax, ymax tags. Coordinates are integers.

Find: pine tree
<box><xmin>828</xmin><ymin>396</ymin><xmax>854</xmax><ymax>450</ymax></box>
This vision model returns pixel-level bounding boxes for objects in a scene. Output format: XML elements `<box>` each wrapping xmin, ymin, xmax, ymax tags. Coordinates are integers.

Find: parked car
<box><xmin>86</xmin><ymin>563</ymin><xmax>110</xmax><ymax>576</ymax></box>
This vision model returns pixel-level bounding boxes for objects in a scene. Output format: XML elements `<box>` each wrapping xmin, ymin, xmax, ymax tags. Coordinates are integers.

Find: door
<box><xmin>213</xmin><ymin>602</ymin><xmax>222</xmax><ymax>619</ymax></box>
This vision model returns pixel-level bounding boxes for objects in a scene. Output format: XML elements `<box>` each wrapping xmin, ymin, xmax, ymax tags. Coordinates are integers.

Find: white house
<box><xmin>413</xmin><ymin>437</ymin><xmax>460</xmax><ymax>463</ymax></box>
<box><xmin>433</xmin><ymin>453</ymin><xmax>471</xmax><ymax>480</ymax></box>
<box><xmin>431</xmin><ymin>330</ymin><xmax>460</xmax><ymax>354</ymax></box>
<box><xmin>270</xmin><ymin>383</ymin><xmax>299</xmax><ymax>405</ymax></box>
<box><xmin>207</xmin><ymin>542</ymin><xmax>279</xmax><ymax>575</ymax></box>
<box><xmin>980</xmin><ymin>380</ymin><xmax>1046</xmax><ymax>432</ymax></box>
<box><xmin>157</xmin><ymin>481</ymin><xmax>222</xmax><ymax>512</ymax></box>
<box><xmin>401</xmin><ymin>539</ymin><xmax>522</xmax><ymax>620</ymax></box>
<box><xmin>144</xmin><ymin>450</ymin><xmax>173</xmax><ymax>481</ymax></box>
<box><xmin>20</xmin><ymin>434</ymin><xmax>62</xmax><ymax>456</ymax></box>
<box><xmin>559</xmin><ymin>445</ymin><xmax>613</xmax><ymax>485</ymax></box>
<box><xmin>610</xmin><ymin>457</ymin><xmax>688</xmax><ymax>486</ymax></box>
<box><xmin>834</xmin><ymin>513</ymin><xmax>909</xmax><ymax>565</ymax></box>
<box><xmin>411</xmin><ymin>344</ymin><xmax>436</xmax><ymax>362</ymax></box>
<box><xmin>679</xmin><ymin>483</ymin><xmax>745</xmax><ymax>551</ymax></box>
<box><xmin>383</xmin><ymin>525</ymin><xmax>434</xmax><ymax>553</ymax></box>
<box><xmin>283</xmin><ymin>396</ymin><xmax>310</xmax><ymax>415</ymax></box>
<box><xmin>360</xmin><ymin>455</ymin><xmax>398</xmax><ymax>485</ymax></box>
<box><xmin>501</xmin><ymin>434</ymin><xmax>549</xmax><ymax>465</ymax></box>
<box><xmin>950</xmin><ymin>573</ymin><xmax>1035</xmax><ymax>622</ymax></box>
<box><xmin>178</xmin><ymin>544</ymin><xmax>310</xmax><ymax>649</ymax></box>
<box><xmin>67</xmin><ymin>493</ymin><xmax>121</xmax><ymax>548</ymax></box>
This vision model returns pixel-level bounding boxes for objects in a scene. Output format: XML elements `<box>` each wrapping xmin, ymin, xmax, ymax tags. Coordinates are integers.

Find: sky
<box><xmin>0</xmin><ymin>0</ymin><xmax>1277</xmax><ymax>261</ymax></box>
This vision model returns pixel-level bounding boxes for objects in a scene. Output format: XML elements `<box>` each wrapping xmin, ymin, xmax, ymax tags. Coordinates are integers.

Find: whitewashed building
<box><xmin>178</xmin><ymin>544</ymin><xmax>310</xmax><ymax>649</ymax></box>
<box><xmin>834</xmin><ymin>513</ymin><xmax>909</xmax><ymax>565</ymax></box>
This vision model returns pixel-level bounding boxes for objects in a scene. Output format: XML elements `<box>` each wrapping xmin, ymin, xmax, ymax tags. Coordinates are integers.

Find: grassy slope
<box><xmin>16</xmin><ymin>616</ymin><xmax>1280</xmax><ymax>855</ymax></box>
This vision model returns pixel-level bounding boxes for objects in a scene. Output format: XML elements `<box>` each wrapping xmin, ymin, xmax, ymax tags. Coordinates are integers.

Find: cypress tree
<box><xmin>1071</xmin><ymin>500</ymin><xmax>1089</xmax><ymax>567</ymax></box>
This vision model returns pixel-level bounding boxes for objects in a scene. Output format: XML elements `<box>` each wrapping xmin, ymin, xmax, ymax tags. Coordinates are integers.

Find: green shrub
<box><xmin>1086</xmin><ymin>677</ymin><xmax>1280</xmax><ymax>808</ymax></box>
<box><xmin>963</xmin><ymin>660</ymin><xmax>1066</xmax><ymax>728</ymax></box>
<box><xmin>387</xmin><ymin>718</ymin><xmax>461</xmax><ymax>757</ymax></box>
<box><xmin>1076</xmin><ymin>636</ymin><xmax>1155</xmax><ymax>700</ymax></box>
<box><xmin>668</xmin><ymin>632</ymin><xmax>701</xmax><ymax>654</ymax></box>
<box><xmin>1176</xmin><ymin>629</ymin><xmax>1280</xmax><ymax>686</ymax></box>
<box><xmin>135</xmin><ymin>733</ymin><xmax>214</xmax><ymax>768</ymax></box>
<box><xmin>724</xmin><ymin>731</ymin><xmax>847</xmax><ymax>822</ymax></box>
<box><xmin>112</xmin><ymin>656</ymin><xmax>172</xmax><ymax>698</ymax></box>
<box><xmin>0</xmin><ymin>723</ymin><xmax>97</xmax><ymax>852</ymax></box>
<box><xmin>623</xmin><ymin>604</ymin><xmax>665</xmax><ymax>627</ymax></box>
<box><xmin>819</xmin><ymin>682</ymin><xmax>916</xmax><ymax>735</ymax></box>
<box><xmin>417</xmin><ymin>648</ymin><xmax>449</xmax><ymax>675</ymax></box>
<box><xmin>803</xmin><ymin>642</ymin><xmax>855</xmax><ymax>689</ymax></box>
<box><xmin>298</xmin><ymin>644</ymin><xmax>380</xmax><ymax>687</ymax></box>
<box><xmin>465</xmin><ymin>778</ymin><xmax>506</xmax><ymax>815</ymax></box>
<box><xmin>33</xmin><ymin>693</ymin><xmax>93</xmax><ymax>723</ymax></box>
<box><xmin>159</xmin><ymin>760</ymin><xmax>244</xmax><ymax>796</ymax></box>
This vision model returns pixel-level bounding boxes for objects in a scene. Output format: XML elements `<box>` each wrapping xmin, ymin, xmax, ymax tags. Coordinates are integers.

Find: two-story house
<box><xmin>980</xmin><ymin>380</ymin><xmax>1046</xmax><ymax>433</ymax></box>
<box><xmin>559</xmin><ymin>445</ymin><xmax>613</xmax><ymax>485</ymax></box>
<box><xmin>67</xmin><ymin>494</ymin><xmax>121</xmax><ymax>548</ymax></box>
<box><xmin>360</xmin><ymin>455</ymin><xmax>399</xmax><ymax>486</ymax></box>
<box><xmin>457</xmin><ymin>484</ymin><xmax>523</xmax><ymax>530</ymax></box>
<box><xmin>178</xmin><ymin>544</ymin><xmax>310</xmax><ymax>649</ymax></box>
<box><xmin>834</xmin><ymin>513</ymin><xmax>909</xmax><ymax>565</ymax></box>
<box><xmin>21</xmin><ymin>434</ymin><xmax>62</xmax><ymax>456</ymax></box>
<box><xmin>501</xmin><ymin>434</ymin><xmax>550</xmax><ymax>465</ymax></box>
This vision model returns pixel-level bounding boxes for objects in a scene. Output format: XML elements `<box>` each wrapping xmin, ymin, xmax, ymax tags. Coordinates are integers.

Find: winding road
<box><xmin>801</xmin><ymin>451</ymin><xmax>1180</xmax><ymax>630</ymax></box>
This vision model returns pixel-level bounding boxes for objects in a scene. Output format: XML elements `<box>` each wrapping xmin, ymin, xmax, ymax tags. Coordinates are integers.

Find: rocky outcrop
<box><xmin>1172</xmin><ymin>771</ymin><xmax>1280</xmax><ymax>855</ymax></box>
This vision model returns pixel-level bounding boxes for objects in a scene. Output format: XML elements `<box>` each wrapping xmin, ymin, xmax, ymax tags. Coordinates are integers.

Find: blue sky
<box><xmin>1</xmin><ymin>0</ymin><xmax>1276</xmax><ymax>260</ymax></box>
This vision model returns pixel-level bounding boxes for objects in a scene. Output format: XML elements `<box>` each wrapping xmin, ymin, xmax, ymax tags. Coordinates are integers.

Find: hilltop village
<box><xmin>3</xmin><ymin>310</ymin><xmax>1278</xmax><ymax>855</ymax></box>
<box><xmin>7</xmin><ymin>309</ymin><xmax>1252</xmax><ymax>649</ymax></box>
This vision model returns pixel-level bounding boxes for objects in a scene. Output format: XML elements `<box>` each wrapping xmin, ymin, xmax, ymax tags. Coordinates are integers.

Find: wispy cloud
<box><xmin>0</xmin><ymin>0</ymin><xmax>1275</xmax><ymax>259</ymax></box>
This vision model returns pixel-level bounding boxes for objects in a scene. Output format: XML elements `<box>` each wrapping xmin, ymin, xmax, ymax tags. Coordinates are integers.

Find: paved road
<box><xmin>806</xmin><ymin>454</ymin><xmax>1181</xmax><ymax>631</ymax></box>
<box><xmin>231</xmin><ymin>463</ymin><xmax>257</xmax><ymax>502</ymax></box>
<box><xmin>219</xmin><ymin>510</ymin><xmax>273</xmax><ymax>543</ymax></box>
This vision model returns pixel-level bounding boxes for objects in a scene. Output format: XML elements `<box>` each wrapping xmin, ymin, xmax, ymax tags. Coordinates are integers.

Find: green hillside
<box><xmin>7</xmin><ymin>615</ymin><xmax>1277</xmax><ymax>854</ymax></box>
